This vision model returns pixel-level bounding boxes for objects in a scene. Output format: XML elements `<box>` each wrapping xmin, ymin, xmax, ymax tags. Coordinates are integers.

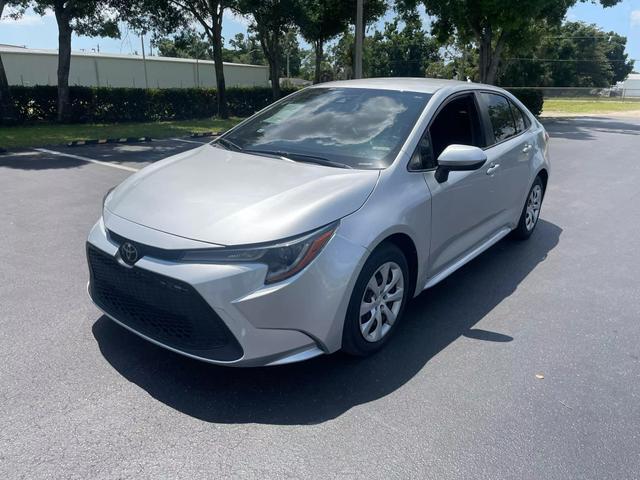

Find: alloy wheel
<box><xmin>359</xmin><ymin>261</ymin><xmax>404</xmax><ymax>343</ymax></box>
<box><xmin>525</xmin><ymin>184</ymin><xmax>542</xmax><ymax>231</ymax></box>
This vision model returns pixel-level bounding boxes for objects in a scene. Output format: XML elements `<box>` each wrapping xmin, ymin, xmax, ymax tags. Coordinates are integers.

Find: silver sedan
<box><xmin>87</xmin><ymin>78</ymin><xmax>550</xmax><ymax>367</ymax></box>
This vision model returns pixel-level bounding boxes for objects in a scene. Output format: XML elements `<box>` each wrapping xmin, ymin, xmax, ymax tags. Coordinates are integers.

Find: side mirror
<box><xmin>435</xmin><ymin>144</ymin><xmax>487</xmax><ymax>183</ymax></box>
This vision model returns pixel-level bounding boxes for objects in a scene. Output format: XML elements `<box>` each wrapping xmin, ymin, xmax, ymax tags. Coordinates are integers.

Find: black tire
<box><xmin>512</xmin><ymin>176</ymin><xmax>545</xmax><ymax>240</ymax></box>
<box><xmin>342</xmin><ymin>243</ymin><xmax>410</xmax><ymax>356</ymax></box>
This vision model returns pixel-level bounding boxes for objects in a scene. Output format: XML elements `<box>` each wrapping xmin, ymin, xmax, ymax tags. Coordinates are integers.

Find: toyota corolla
<box><xmin>87</xmin><ymin>78</ymin><xmax>549</xmax><ymax>367</ymax></box>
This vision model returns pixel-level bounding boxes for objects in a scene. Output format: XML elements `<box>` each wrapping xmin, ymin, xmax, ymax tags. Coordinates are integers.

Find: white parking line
<box><xmin>169</xmin><ymin>137</ymin><xmax>208</xmax><ymax>145</ymax></box>
<box><xmin>33</xmin><ymin>148</ymin><xmax>139</xmax><ymax>173</ymax></box>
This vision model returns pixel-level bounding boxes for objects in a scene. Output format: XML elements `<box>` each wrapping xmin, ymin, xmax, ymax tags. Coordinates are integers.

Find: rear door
<box><xmin>476</xmin><ymin>92</ymin><xmax>534</xmax><ymax>225</ymax></box>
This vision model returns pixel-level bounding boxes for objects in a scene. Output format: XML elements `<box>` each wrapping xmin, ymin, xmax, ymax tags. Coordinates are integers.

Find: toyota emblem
<box><xmin>119</xmin><ymin>241</ymin><xmax>138</xmax><ymax>265</ymax></box>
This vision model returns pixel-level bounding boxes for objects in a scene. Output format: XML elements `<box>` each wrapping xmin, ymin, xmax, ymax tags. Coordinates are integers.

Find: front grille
<box><xmin>87</xmin><ymin>244</ymin><xmax>242</xmax><ymax>361</ymax></box>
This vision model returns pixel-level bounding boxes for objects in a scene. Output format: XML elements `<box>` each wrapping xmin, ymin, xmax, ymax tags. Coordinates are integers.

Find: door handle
<box><xmin>522</xmin><ymin>144</ymin><xmax>533</xmax><ymax>153</ymax></box>
<box><xmin>486</xmin><ymin>163</ymin><xmax>500</xmax><ymax>175</ymax></box>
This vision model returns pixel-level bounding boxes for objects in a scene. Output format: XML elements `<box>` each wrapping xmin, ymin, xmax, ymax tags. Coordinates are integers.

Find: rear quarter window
<box><xmin>509</xmin><ymin>100</ymin><xmax>529</xmax><ymax>133</ymax></box>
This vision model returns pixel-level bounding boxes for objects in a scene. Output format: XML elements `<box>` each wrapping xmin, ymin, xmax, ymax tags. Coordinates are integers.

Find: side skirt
<box><xmin>422</xmin><ymin>227</ymin><xmax>512</xmax><ymax>291</ymax></box>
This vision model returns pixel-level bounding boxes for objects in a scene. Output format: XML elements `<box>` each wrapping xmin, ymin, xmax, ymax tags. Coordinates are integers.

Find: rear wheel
<box><xmin>512</xmin><ymin>176</ymin><xmax>544</xmax><ymax>240</ymax></box>
<box><xmin>342</xmin><ymin>243</ymin><xmax>410</xmax><ymax>356</ymax></box>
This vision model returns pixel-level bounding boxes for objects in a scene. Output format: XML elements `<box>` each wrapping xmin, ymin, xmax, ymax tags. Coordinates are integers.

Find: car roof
<box><xmin>310</xmin><ymin>77</ymin><xmax>502</xmax><ymax>95</ymax></box>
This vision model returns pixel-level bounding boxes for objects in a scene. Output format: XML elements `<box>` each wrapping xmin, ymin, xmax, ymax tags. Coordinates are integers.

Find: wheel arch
<box><xmin>371</xmin><ymin>232</ymin><xmax>419</xmax><ymax>298</ymax></box>
<box><xmin>537</xmin><ymin>168</ymin><xmax>549</xmax><ymax>193</ymax></box>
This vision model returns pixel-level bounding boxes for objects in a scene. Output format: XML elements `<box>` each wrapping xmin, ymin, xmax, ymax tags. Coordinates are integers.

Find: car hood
<box><xmin>105</xmin><ymin>145</ymin><xmax>380</xmax><ymax>246</ymax></box>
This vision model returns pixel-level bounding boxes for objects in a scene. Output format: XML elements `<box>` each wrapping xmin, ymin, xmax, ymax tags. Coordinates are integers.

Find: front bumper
<box><xmin>86</xmin><ymin>216</ymin><xmax>368</xmax><ymax>367</ymax></box>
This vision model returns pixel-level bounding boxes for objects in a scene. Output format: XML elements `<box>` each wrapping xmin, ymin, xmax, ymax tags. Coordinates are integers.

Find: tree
<box><xmin>280</xmin><ymin>28</ymin><xmax>301</xmax><ymax>78</ymax></box>
<box><xmin>154</xmin><ymin>28</ymin><xmax>213</xmax><ymax>60</ymax></box>
<box><xmin>235</xmin><ymin>0</ymin><xmax>297</xmax><ymax>99</ymax></box>
<box><xmin>294</xmin><ymin>0</ymin><xmax>351</xmax><ymax>83</ymax></box>
<box><xmin>33</xmin><ymin>1</ymin><xmax>118</xmax><ymax>122</ymax></box>
<box><xmin>117</xmin><ymin>0</ymin><xmax>236</xmax><ymax>118</ymax></box>
<box><xmin>0</xmin><ymin>0</ymin><xmax>28</xmax><ymax>123</ymax></box>
<box><xmin>368</xmin><ymin>9</ymin><xmax>438</xmax><ymax>78</ymax></box>
<box><xmin>604</xmin><ymin>31</ymin><xmax>634</xmax><ymax>84</ymax></box>
<box><xmin>401</xmin><ymin>0</ymin><xmax>621</xmax><ymax>84</ymax></box>
<box><xmin>222</xmin><ymin>32</ymin><xmax>266</xmax><ymax>64</ymax></box>
<box><xmin>499</xmin><ymin>21</ymin><xmax>634</xmax><ymax>88</ymax></box>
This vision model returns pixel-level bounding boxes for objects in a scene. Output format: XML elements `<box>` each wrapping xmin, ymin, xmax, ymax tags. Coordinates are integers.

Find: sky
<box><xmin>1</xmin><ymin>1</ymin><xmax>639</xmax><ymax>71</ymax></box>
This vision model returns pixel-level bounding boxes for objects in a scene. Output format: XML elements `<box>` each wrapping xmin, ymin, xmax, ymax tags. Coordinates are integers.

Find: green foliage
<box><xmin>235</xmin><ymin>0</ymin><xmax>298</xmax><ymax>98</ymax></box>
<box><xmin>154</xmin><ymin>28</ymin><xmax>214</xmax><ymax>60</ymax></box>
<box><xmin>602</xmin><ymin>32</ymin><xmax>633</xmax><ymax>84</ymax></box>
<box><xmin>294</xmin><ymin>0</ymin><xmax>387</xmax><ymax>82</ymax></box>
<box><xmin>499</xmin><ymin>21</ymin><xmax>634</xmax><ymax>88</ymax></box>
<box><xmin>280</xmin><ymin>29</ymin><xmax>302</xmax><ymax>77</ymax></box>
<box><xmin>294</xmin><ymin>0</ymin><xmax>350</xmax><ymax>47</ymax></box>
<box><xmin>224</xmin><ymin>32</ymin><xmax>267</xmax><ymax>65</ymax></box>
<box><xmin>368</xmin><ymin>9</ymin><xmax>438</xmax><ymax>78</ymax></box>
<box><xmin>507</xmin><ymin>89</ymin><xmax>544</xmax><ymax>116</ymax></box>
<box><xmin>3</xmin><ymin>86</ymin><xmax>297</xmax><ymax>125</ymax></box>
<box><xmin>400</xmin><ymin>0</ymin><xmax>621</xmax><ymax>84</ymax></box>
<box><xmin>33</xmin><ymin>0</ymin><xmax>119</xmax><ymax>38</ymax></box>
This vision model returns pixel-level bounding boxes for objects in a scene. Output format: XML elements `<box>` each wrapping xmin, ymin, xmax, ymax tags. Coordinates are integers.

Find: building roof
<box><xmin>0</xmin><ymin>44</ymin><xmax>267</xmax><ymax>69</ymax></box>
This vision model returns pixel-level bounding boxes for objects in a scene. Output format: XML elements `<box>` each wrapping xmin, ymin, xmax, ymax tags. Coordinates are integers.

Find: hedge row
<box><xmin>2</xmin><ymin>84</ymin><xmax>544</xmax><ymax>125</ymax></box>
<box><xmin>2</xmin><ymin>86</ymin><xmax>297</xmax><ymax>125</ymax></box>
<box><xmin>506</xmin><ymin>88</ymin><xmax>544</xmax><ymax>117</ymax></box>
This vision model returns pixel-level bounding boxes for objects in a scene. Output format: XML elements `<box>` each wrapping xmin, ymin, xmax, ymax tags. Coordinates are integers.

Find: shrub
<box><xmin>2</xmin><ymin>86</ymin><xmax>298</xmax><ymax>125</ymax></box>
<box><xmin>507</xmin><ymin>88</ymin><xmax>544</xmax><ymax>116</ymax></box>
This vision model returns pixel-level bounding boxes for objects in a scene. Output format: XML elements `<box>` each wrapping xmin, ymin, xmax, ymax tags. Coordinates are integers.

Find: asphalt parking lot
<box><xmin>1</xmin><ymin>118</ymin><xmax>639</xmax><ymax>479</ymax></box>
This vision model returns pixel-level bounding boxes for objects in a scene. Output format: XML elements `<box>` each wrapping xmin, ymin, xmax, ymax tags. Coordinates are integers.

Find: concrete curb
<box><xmin>190</xmin><ymin>131</ymin><xmax>221</xmax><ymax>138</ymax></box>
<box><xmin>67</xmin><ymin>137</ymin><xmax>152</xmax><ymax>147</ymax></box>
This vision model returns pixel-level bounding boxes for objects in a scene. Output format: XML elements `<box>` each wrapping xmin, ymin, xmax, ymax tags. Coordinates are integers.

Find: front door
<box><xmin>417</xmin><ymin>93</ymin><xmax>505</xmax><ymax>277</ymax></box>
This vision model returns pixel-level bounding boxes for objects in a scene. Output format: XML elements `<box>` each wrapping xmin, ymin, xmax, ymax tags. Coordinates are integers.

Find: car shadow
<box><xmin>543</xmin><ymin>116</ymin><xmax>640</xmax><ymax>141</ymax></box>
<box><xmin>92</xmin><ymin>219</ymin><xmax>561</xmax><ymax>425</ymax></box>
<box><xmin>0</xmin><ymin>141</ymin><xmax>202</xmax><ymax>171</ymax></box>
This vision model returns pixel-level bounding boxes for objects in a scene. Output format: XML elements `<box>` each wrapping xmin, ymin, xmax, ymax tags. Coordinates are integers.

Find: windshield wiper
<box><xmin>215</xmin><ymin>137</ymin><xmax>243</xmax><ymax>151</ymax></box>
<box><xmin>244</xmin><ymin>149</ymin><xmax>352</xmax><ymax>169</ymax></box>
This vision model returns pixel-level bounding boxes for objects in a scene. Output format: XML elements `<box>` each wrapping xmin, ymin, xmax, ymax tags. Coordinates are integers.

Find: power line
<box><xmin>506</xmin><ymin>58</ymin><xmax>636</xmax><ymax>62</ymax></box>
<box><xmin>542</xmin><ymin>35</ymin><xmax>622</xmax><ymax>40</ymax></box>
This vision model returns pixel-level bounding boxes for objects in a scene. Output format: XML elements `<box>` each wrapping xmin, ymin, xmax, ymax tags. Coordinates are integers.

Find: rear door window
<box><xmin>480</xmin><ymin>93</ymin><xmax>517</xmax><ymax>144</ymax></box>
<box><xmin>509</xmin><ymin>100</ymin><xmax>529</xmax><ymax>133</ymax></box>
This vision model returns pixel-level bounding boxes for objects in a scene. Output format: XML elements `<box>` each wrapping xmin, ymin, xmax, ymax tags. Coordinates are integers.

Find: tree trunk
<box><xmin>0</xmin><ymin>0</ymin><xmax>15</xmax><ymax>124</ymax></box>
<box><xmin>212</xmin><ymin>13</ymin><xmax>228</xmax><ymax>119</ymax></box>
<box><xmin>266</xmin><ymin>52</ymin><xmax>281</xmax><ymax>100</ymax></box>
<box><xmin>314</xmin><ymin>39</ymin><xmax>323</xmax><ymax>84</ymax></box>
<box><xmin>478</xmin><ymin>28</ymin><xmax>491</xmax><ymax>84</ymax></box>
<box><xmin>54</xmin><ymin>6</ymin><xmax>72</xmax><ymax>123</ymax></box>
<box><xmin>477</xmin><ymin>26</ymin><xmax>506</xmax><ymax>85</ymax></box>
<box><xmin>260</xmin><ymin>29</ymin><xmax>281</xmax><ymax>101</ymax></box>
<box><xmin>270</xmin><ymin>47</ymin><xmax>281</xmax><ymax>100</ymax></box>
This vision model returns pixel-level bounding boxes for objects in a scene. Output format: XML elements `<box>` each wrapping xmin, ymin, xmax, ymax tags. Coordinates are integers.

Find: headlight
<box><xmin>180</xmin><ymin>222</ymin><xmax>338</xmax><ymax>284</ymax></box>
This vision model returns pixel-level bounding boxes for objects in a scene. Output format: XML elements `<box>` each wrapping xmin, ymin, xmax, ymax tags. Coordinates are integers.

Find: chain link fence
<box><xmin>506</xmin><ymin>86</ymin><xmax>640</xmax><ymax>101</ymax></box>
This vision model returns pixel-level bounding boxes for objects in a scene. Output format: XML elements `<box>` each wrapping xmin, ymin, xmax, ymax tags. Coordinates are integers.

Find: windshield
<box><xmin>218</xmin><ymin>87</ymin><xmax>432</xmax><ymax>169</ymax></box>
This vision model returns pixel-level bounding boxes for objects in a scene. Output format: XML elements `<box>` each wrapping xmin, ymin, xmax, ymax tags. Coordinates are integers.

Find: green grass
<box><xmin>543</xmin><ymin>97</ymin><xmax>640</xmax><ymax>115</ymax></box>
<box><xmin>0</xmin><ymin>117</ymin><xmax>244</xmax><ymax>150</ymax></box>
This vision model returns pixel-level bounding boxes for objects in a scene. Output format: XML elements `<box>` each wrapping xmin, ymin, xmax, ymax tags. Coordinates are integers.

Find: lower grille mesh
<box><xmin>87</xmin><ymin>244</ymin><xmax>242</xmax><ymax>361</ymax></box>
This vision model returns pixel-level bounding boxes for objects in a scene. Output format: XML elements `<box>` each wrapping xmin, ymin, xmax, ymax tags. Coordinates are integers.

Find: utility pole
<box><xmin>140</xmin><ymin>34</ymin><xmax>149</xmax><ymax>89</ymax></box>
<box><xmin>354</xmin><ymin>0</ymin><xmax>363</xmax><ymax>79</ymax></box>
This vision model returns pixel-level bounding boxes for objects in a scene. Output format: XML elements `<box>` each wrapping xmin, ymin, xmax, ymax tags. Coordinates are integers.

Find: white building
<box><xmin>0</xmin><ymin>44</ymin><xmax>269</xmax><ymax>89</ymax></box>
<box><xmin>622</xmin><ymin>73</ymin><xmax>640</xmax><ymax>98</ymax></box>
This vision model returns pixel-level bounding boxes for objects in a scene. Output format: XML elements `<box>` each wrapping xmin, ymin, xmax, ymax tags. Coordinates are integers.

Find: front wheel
<box><xmin>342</xmin><ymin>243</ymin><xmax>410</xmax><ymax>356</ymax></box>
<box><xmin>512</xmin><ymin>176</ymin><xmax>545</xmax><ymax>240</ymax></box>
